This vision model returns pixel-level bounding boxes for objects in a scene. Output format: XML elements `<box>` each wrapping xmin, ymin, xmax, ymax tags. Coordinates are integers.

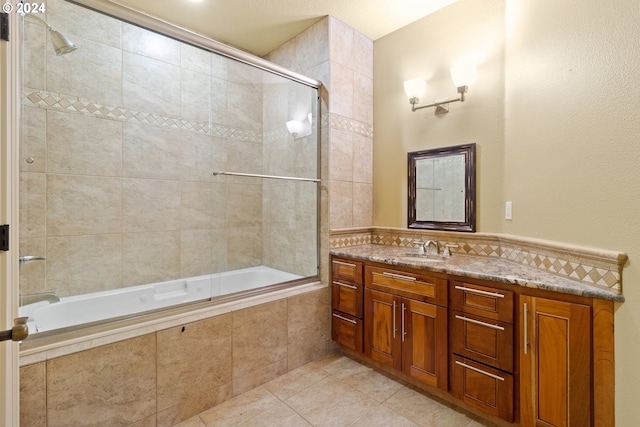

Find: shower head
<box><xmin>25</xmin><ymin>14</ymin><xmax>78</xmax><ymax>56</ymax></box>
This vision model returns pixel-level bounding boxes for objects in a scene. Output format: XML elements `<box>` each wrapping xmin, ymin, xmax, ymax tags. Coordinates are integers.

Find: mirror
<box><xmin>408</xmin><ymin>143</ymin><xmax>476</xmax><ymax>232</ymax></box>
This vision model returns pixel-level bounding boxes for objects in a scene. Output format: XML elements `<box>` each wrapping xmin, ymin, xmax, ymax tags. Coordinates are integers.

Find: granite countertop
<box><xmin>330</xmin><ymin>244</ymin><xmax>624</xmax><ymax>302</ymax></box>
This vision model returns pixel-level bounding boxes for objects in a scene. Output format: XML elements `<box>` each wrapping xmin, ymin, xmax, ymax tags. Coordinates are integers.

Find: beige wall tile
<box><xmin>287</xmin><ymin>287</ymin><xmax>331</xmax><ymax>370</ymax></box>
<box><xmin>18</xmin><ymin>237</ymin><xmax>47</xmax><ymax>295</ymax></box>
<box><xmin>48</xmin><ymin>0</ymin><xmax>122</xmax><ymax>49</ymax></box>
<box><xmin>180</xmin><ymin>229</ymin><xmax>214</xmax><ymax>280</ymax></box>
<box><xmin>19</xmin><ymin>172</ymin><xmax>46</xmax><ymax>238</ymax></box>
<box><xmin>210</xmin><ymin>76</ymin><xmax>229</xmax><ymax>126</ymax></box>
<box><xmin>226</xmin><ymin>227</ymin><xmax>262</xmax><ymax>271</ymax></box>
<box><xmin>22</xmin><ymin>21</ymin><xmax>45</xmax><ymax>90</ymax></box>
<box><xmin>181</xmin><ymin>44</ymin><xmax>211</xmax><ymax>75</ymax></box>
<box><xmin>47</xmin><ymin>174</ymin><xmax>122</xmax><ymax>236</ymax></box>
<box><xmin>181</xmin><ymin>69</ymin><xmax>211</xmax><ymax>123</ymax></box>
<box><xmin>180</xmin><ymin>181</ymin><xmax>213</xmax><ymax>230</ymax></box>
<box><xmin>353</xmin><ymin>182</ymin><xmax>373</xmax><ymax>227</ymax></box>
<box><xmin>46</xmin><ymin>334</ymin><xmax>156</xmax><ymax>427</ymax></box>
<box><xmin>47</xmin><ymin>234</ymin><xmax>123</xmax><ymax>296</ymax></box>
<box><xmin>179</xmin><ymin>132</ymin><xmax>213</xmax><ymax>182</ymax></box>
<box><xmin>329</xmin><ymin>128</ymin><xmax>353</xmax><ymax>181</ymax></box>
<box><xmin>232</xmin><ymin>300</ymin><xmax>288</xmax><ymax>395</ymax></box>
<box><xmin>47</xmin><ymin>110</ymin><xmax>123</xmax><ymax>176</ymax></box>
<box><xmin>20</xmin><ymin>106</ymin><xmax>46</xmax><ymax>173</ymax></box>
<box><xmin>123</xmin><ymin>51</ymin><xmax>181</xmax><ymax>117</ymax></box>
<box><xmin>225</xmin><ymin>184</ymin><xmax>263</xmax><ymax>228</ymax></box>
<box><xmin>122</xmin><ymin>124</ymin><xmax>182</xmax><ymax>180</ymax></box>
<box><xmin>353</xmin><ymin>73</ymin><xmax>374</xmax><ymax>125</ymax></box>
<box><xmin>20</xmin><ymin>362</ymin><xmax>47</xmax><ymax>427</ymax></box>
<box><xmin>329</xmin><ymin>62</ymin><xmax>354</xmax><ymax>118</ymax></box>
<box><xmin>157</xmin><ymin>315</ymin><xmax>232</xmax><ymax>423</ymax></box>
<box><xmin>329</xmin><ymin>180</ymin><xmax>353</xmax><ymax>228</ymax></box>
<box><xmin>353</xmin><ymin>134</ymin><xmax>373</xmax><ymax>184</ymax></box>
<box><xmin>353</xmin><ymin>30</ymin><xmax>373</xmax><ymax>80</ymax></box>
<box><xmin>123</xmin><ymin>178</ymin><xmax>182</xmax><ymax>232</ymax></box>
<box><xmin>329</xmin><ymin>17</ymin><xmax>354</xmax><ymax>70</ymax></box>
<box><xmin>227</xmin><ymin>81</ymin><xmax>263</xmax><ymax>132</ymax></box>
<box><xmin>122</xmin><ymin>231</ymin><xmax>180</xmax><ymax>286</ymax></box>
<box><xmin>47</xmin><ymin>36</ymin><xmax>122</xmax><ymax>106</ymax></box>
<box><xmin>122</xmin><ymin>24</ymin><xmax>181</xmax><ymax>65</ymax></box>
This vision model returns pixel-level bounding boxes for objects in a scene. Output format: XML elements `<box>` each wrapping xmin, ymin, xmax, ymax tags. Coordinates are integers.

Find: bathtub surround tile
<box><xmin>46</xmin><ymin>334</ymin><xmax>157</xmax><ymax>427</ymax></box>
<box><xmin>329</xmin><ymin>180</ymin><xmax>353</xmax><ymax>229</ymax></box>
<box><xmin>19</xmin><ymin>172</ymin><xmax>46</xmax><ymax>238</ymax></box>
<box><xmin>46</xmin><ymin>110</ymin><xmax>123</xmax><ymax>176</ymax></box>
<box><xmin>22</xmin><ymin>21</ymin><xmax>46</xmax><ymax>90</ymax></box>
<box><xmin>180</xmin><ymin>229</ymin><xmax>214</xmax><ymax>278</ymax></box>
<box><xmin>156</xmin><ymin>315</ymin><xmax>232</xmax><ymax>425</ymax></box>
<box><xmin>353</xmin><ymin>133</ymin><xmax>373</xmax><ymax>184</ymax></box>
<box><xmin>287</xmin><ymin>287</ymin><xmax>331</xmax><ymax>370</ymax></box>
<box><xmin>353</xmin><ymin>182</ymin><xmax>374</xmax><ymax>227</ymax></box>
<box><xmin>47</xmin><ymin>234</ymin><xmax>123</xmax><ymax>297</ymax></box>
<box><xmin>122</xmin><ymin>123</ymin><xmax>183</xmax><ymax>181</ymax></box>
<box><xmin>122</xmin><ymin>231</ymin><xmax>180</xmax><ymax>286</ymax></box>
<box><xmin>20</xmin><ymin>362</ymin><xmax>47</xmax><ymax>427</ymax></box>
<box><xmin>210</xmin><ymin>76</ymin><xmax>230</xmax><ymax>126</ymax></box>
<box><xmin>123</xmin><ymin>51</ymin><xmax>181</xmax><ymax>117</ymax></box>
<box><xmin>20</xmin><ymin>106</ymin><xmax>46</xmax><ymax>173</ymax></box>
<box><xmin>180</xmin><ymin>181</ymin><xmax>214</xmax><ymax>230</ymax></box>
<box><xmin>48</xmin><ymin>0</ymin><xmax>122</xmax><ymax>49</ymax></box>
<box><xmin>328</xmin><ymin>127</ymin><xmax>353</xmax><ymax>182</ymax></box>
<box><xmin>227</xmin><ymin>81</ymin><xmax>263</xmax><ymax>132</ymax></box>
<box><xmin>122</xmin><ymin>23</ymin><xmax>181</xmax><ymax>66</ymax></box>
<box><xmin>47</xmin><ymin>35</ymin><xmax>123</xmax><ymax>107</ymax></box>
<box><xmin>232</xmin><ymin>300</ymin><xmax>288</xmax><ymax>395</ymax></box>
<box><xmin>225</xmin><ymin>226</ymin><xmax>263</xmax><ymax>271</ymax></box>
<box><xmin>224</xmin><ymin>181</ymin><xmax>264</xmax><ymax>229</ymax></box>
<box><xmin>18</xmin><ymin>237</ymin><xmax>47</xmax><ymax>296</ymax></box>
<box><xmin>181</xmin><ymin>44</ymin><xmax>211</xmax><ymax>75</ymax></box>
<box><xmin>123</xmin><ymin>178</ymin><xmax>182</xmax><ymax>232</ymax></box>
<box><xmin>181</xmin><ymin>68</ymin><xmax>212</xmax><ymax>123</ymax></box>
<box><xmin>353</xmin><ymin>73</ymin><xmax>374</xmax><ymax>125</ymax></box>
<box><xmin>329</xmin><ymin>61</ymin><xmax>354</xmax><ymax>119</ymax></box>
<box><xmin>46</xmin><ymin>174</ymin><xmax>122</xmax><ymax>236</ymax></box>
<box><xmin>179</xmin><ymin>131</ymin><xmax>213</xmax><ymax>182</ymax></box>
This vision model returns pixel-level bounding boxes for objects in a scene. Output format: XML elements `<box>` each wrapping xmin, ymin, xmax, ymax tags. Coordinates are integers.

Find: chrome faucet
<box><xmin>424</xmin><ymin>240</ymin><xmax>440</xmax><ymax>255</ymax></box>
<box><xmin>20</xmin><ymin>291</ymin><xmax>59</xmax><ymax>306</ymax></box>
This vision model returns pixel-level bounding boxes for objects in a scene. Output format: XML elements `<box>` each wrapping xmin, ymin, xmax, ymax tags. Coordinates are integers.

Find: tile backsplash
<box><xmin>330</xmin><ymin>227</ymin><xmax>627</xmax><ymax>293</ymax></box>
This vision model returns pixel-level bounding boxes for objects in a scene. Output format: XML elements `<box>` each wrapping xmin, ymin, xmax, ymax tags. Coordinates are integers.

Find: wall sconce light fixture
<box><xmin>404</xmin><ymin>63</ymin><xmax>477</xmax><ymax>115</ymax></box>
<box><xmin>286</xmin><ymin>113</ymin><xmax>313</xmax><ymax>139</ymax></box>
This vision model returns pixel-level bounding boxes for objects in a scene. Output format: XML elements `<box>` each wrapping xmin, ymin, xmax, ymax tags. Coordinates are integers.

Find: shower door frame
<box><xmin>0</xmin><ymin>7</ymin><xmax>22</xmax><ymax>425</ymax></box>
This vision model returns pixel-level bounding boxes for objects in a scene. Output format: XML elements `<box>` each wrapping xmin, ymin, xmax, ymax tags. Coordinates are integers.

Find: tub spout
<box><xmin>20</xmin><ymin>291</ymin><xmax>60</xmax><ymax>306</ymax></box>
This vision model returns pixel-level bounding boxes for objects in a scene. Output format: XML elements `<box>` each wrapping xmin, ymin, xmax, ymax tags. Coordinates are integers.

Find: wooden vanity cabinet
<box><xmin>331</xmin><ymin>257</ymin><xmax>364</xmax><ymax>352</ymax></box>
<box><xmin>519</xmin><ymin>295</ymin><xmax>592</xmax><ymax>427</ymax></box>
<box><xmin>450</xmin><ymin>281</ymin><xmax>515</xmax><ymax>422</ymax></box>
<box><xmin>364</xmin><ymin>265</ymin><xmax>448</xmax><ymax>390</ymax></box>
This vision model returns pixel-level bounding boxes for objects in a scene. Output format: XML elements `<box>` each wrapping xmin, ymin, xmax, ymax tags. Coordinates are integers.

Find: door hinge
<box><xmin>1</xmin><ymin>12</ymin><xmax>9</xmax><ymax>42</ymax></box>
<box><xmin>0</xmin><ymin>224</ymin><xmax>9</xmax><ymax>251</ymax></box>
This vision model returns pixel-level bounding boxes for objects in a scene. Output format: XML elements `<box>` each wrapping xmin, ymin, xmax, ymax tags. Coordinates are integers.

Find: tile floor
<box><xmin>173</xmin><ymin>354</ymin><xmax>497</xmax><ymax>427</ymax></box>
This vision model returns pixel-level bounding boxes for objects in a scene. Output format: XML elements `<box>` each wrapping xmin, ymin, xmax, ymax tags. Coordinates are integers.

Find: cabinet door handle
<box><xmin>392</xmin><ymin>300</ymin><xmax>397</xmax><ymax>338</ymax></box>
<box><xmin>455</xmin><ymin>361</ymin><xmax>505</xmax><ymax>382</ymax></box>
<box><xmin>382</xmin><ymin>272</ymin><xmax>417</xmax><ymax>282</ymax></box>
<box><xmin>332</xmin><ymin>313</ymin><xmax>357</xmax><ymax>325</ymax></box>
<box><xmin>333</xmin><ymin>260</ymin><xmax>356</xmax><ymax>268</ymax></box>
<box><xmin>455</xmin><ymin>315</ymin><xmax>505</xmax><ymax>331</ymax></box>
<box><xmin>454</xmin><ymin>285</ymin><xmax>505</xmax><ymax>298</ymax></box>
<box><xmin>333</xmin><ymin>281</ymin><xmax>357</xmax><ymax>290</ymax></box>
<box><xmin>523</xmin><ymin>302</ymin><xmax>528</xmax><ymax>355</ymax></box>
<box><xmin>401</xmin><ymin>302</ymin><xmax>407</xmax><ymax>342</ymax></box>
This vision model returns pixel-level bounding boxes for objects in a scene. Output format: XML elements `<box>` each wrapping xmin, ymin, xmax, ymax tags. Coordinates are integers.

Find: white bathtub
<box><xmin>20</xmin><ymin>266</ymin><xmax>302</xmax><ymax>334</ymax></box>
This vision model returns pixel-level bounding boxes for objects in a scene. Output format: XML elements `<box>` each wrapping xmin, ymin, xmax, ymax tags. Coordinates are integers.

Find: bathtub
<box><xmin>20</xmin><ymin>266</ymin><xmax>302</xmax><ymax>334</ymax></box>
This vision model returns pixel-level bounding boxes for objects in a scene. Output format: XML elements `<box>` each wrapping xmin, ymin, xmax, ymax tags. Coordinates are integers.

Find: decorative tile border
<box><xmin>23</xmin><ymin>88</ymin><xmax>262</xmax><ymax>143</ymax></box>
<box><xmin>329</xmin><ymin>227</ymin><xmax>627</xmax><ymax>294</ymax></box>
<box><xmin>323</xmin><ymin>113</ymin><xmax>373</xmax><ymax>138</ymax></box>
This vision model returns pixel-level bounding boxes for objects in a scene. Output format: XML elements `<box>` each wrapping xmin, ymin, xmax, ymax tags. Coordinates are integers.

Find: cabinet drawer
<box><xmin>332</xmin><ymin>258</ymin><xmax>363</xmax><ymax>284</ymax></box>
<box><xmin>365</xmin><ymin>266</ymin><xmax>447</xmax><ymax>307</ymax></box>
<box><xmin>332</xmin><ymin>280</ymin><xmax>363</xmax><ymax>318</ymax></box>
<box><xmin>331</xmin><ymin>310</ymin><xmax>363</xmax><ymax>352</ymax></box>
<box><xmin>450</xmin><ymin>281</ymin><xmax>514</xmax><ymax>323</ymax></box>
<box><xmin>451</xmin><ymin>355</ymin><xmax>514</xmax><ymax>422</ymax></box>
<box><xmin>450</xmin><ymin>310</ymin><xmax>514</xmax><ymax>372</ymax></box>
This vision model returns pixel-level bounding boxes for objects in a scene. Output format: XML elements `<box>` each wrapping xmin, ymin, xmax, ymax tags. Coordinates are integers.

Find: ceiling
<box><xmin>111</xmin><ymin>0</ymin><xmax>457</xmax><ymax>56</ymax></box>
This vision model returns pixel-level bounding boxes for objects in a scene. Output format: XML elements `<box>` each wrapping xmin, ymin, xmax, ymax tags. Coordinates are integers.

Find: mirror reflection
<box><xmin>408</xmin><ymin>143</ymin><xmax>476</xmax><ymax>232</ymax></box>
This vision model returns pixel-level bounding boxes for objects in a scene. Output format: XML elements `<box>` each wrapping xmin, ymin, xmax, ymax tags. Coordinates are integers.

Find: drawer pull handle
<box><xmin>333</xmin><ymin>281</ymin><xmax>357</xmax><ymax>290</ymax></box>
<box><xmin>333</xmin><ymin>260</ymin><xmax>357</xmax><ymax>268</ymax></box>
<box><xmin>455</xmin><ymin>315</ymin><xmax>505</xmax><ymax>331</ymax></box>
<box><xmin>455</xmin><ymin>361</ymin><xmax>505</xmax><ymax>382</ymax></box>
<box><xmin>523</xmin><ymin>302</ymin><xmax>528</xmax><ymax>355</ymax></box>
<box><xmin>332</xmin><ymin>313</ymin><xmax>357</xmax><ymax>325</ymax></box>
<box><xmin>455</xmin><ymin>285</ymin><xmax>505</xmax><ymax>299</ymax></box>
<box><xmin>382</xmin><ymin>272</ymin><xmax>417</xmax><ymax>282</ymax></box>
<box><xmin>401</xmin><ymin>302</ymin><xmax>407</xmax><ymax>342</ymax></box>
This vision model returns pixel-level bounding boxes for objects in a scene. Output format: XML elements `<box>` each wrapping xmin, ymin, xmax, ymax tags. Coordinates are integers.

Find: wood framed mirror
<box><xmin>408</xmin><ymin>143</ymin><xmax>476</xmax><ymax>232</ymax></box>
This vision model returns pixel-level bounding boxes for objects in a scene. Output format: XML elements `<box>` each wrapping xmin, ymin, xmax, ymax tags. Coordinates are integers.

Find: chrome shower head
<box><xmin>26</xmin><ymin>14</ymin><xmax>78</xmax><ymax>56</ymax></box>
<box><xmin>48</xmin><ymin>28</ymin><xmax>77</xmax><ymax>55</ymax></box>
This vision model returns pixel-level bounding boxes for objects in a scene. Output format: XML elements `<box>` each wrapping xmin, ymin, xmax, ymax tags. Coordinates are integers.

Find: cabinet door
<box><xmin>402</xmin><ymin>298</ymin><xmax>448</xmax><ymax>390</ymax></box>
<box><xmin>364</xmin><ymin>289</ymin><xmax>401</xmax><ymax>370</ymax></box>
<box><xmin>520</xmin><ymin>296</ymin><xmax>592</xmax><ymax>427</ymax></box>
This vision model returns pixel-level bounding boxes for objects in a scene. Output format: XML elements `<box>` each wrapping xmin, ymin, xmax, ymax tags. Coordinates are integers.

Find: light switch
<box><xmin>505</xmin><ymin>201</ymin><xmax>512</xmax><ymax>220</ymax></box>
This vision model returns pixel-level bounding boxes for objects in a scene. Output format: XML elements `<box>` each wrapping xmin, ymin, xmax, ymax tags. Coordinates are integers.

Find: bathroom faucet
<box><xmin>424</xmin><ymin>240</ymin><xmax>440</xmax><ymax>255</ymax></box>
<box><xmin>20</xmin><ymin>291</ymin><xmax>60</xmax><ymax>306</ymax></box>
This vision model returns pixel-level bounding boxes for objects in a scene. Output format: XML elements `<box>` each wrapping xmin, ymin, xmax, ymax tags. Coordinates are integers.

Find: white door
<box><xmin>1</xmin><ymin>9</ymin><xmax>23</xmax><ymax>426</ymax></box>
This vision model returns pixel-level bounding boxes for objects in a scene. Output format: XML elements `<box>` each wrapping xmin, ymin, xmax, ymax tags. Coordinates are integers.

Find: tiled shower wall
<box><xmin>19</xmin><ymin>0</ymin><xmax>319</xmax><ymax>297</ymax></box>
